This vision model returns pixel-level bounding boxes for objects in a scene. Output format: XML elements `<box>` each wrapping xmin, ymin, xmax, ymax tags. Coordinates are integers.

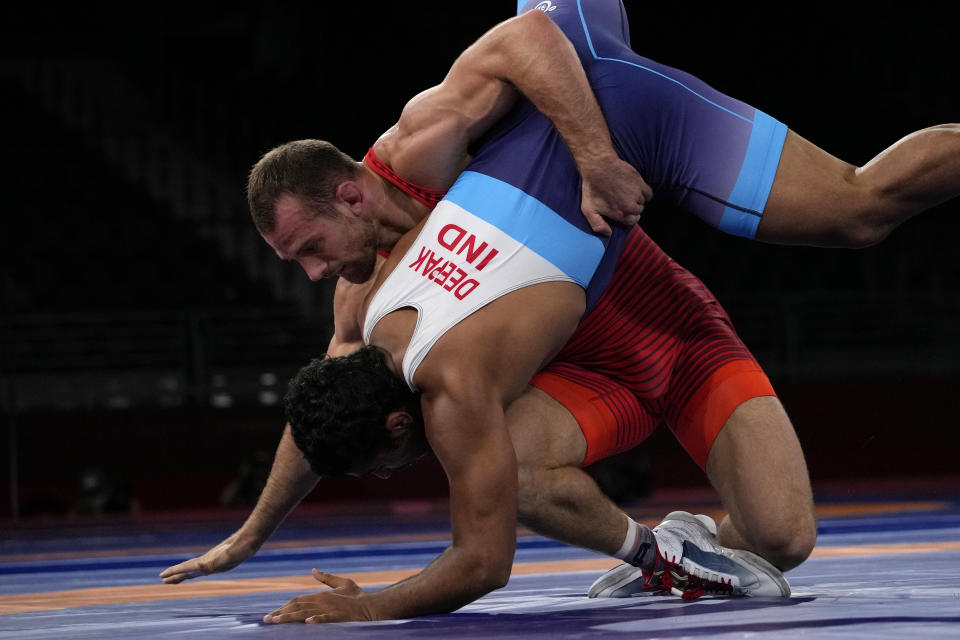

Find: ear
<box><xmin>335</xmin><ymin>181</ymin><xmax>364</xmax><ymax>216</ymax></box>
<box><xmin>385</xmin><ymin>411</ymin><xmax>413</xmax><ymax>440</ymax></box>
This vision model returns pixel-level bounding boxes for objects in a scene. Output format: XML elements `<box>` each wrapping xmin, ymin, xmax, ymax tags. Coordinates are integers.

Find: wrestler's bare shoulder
<box><xmin>373</xmin><ymin>109</ymin><xmax>471</xmax><ymax>193</ymax></box>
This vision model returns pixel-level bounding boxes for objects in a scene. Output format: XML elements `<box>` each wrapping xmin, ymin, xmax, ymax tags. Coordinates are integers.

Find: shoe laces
<box><xmin>643</xmin><ymin>542</ymin><xmax>735</xmax><ymax>600</ymax></box>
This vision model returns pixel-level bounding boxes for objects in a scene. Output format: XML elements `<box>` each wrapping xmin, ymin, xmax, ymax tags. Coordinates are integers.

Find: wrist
<box><xmin>233</xmin><ymin>526</ymin><xmax>269</xmax><ymax>550</ymax></box>
<box><xmin>356</xmin><ymin>591</ymin><xmax>393</xmax><ymax>621</ymax></box>
<box><xmin>360</xmin><ymin>593</ymin><xmax>383</xmax><ymax>622</ymax></box>
<box><xmin>575</xmin><ymin>147</ymin><xmax>617</xmax><ymax>173</ymax></box>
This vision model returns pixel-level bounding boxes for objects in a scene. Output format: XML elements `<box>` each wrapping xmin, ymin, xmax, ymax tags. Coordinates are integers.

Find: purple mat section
<box><xmin>2</xmin><ymin>497</ymin><xmax>959</xmax><ymax>639</ymax></box>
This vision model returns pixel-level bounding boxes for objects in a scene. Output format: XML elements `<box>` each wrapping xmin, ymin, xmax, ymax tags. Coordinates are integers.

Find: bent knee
<box><xmin>755</xmin><ymin>515</ymin><xmax>817</xmax><ymax>571</ymax></box>
<box><xmin>831</xmin><ymin>214</ymin><xmax>895</xmax><ymax>248</ymax></box>
<box><xmin>823</xmin><ymin>184</ymin><xmax>897</xmax><ymax>248</ymax></box>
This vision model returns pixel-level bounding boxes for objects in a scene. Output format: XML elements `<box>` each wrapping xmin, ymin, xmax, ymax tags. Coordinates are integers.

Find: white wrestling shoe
<box><xmin>588</xmin><ymin>511</ymin><xmax>790</xmax><ymax>600</ymax></box>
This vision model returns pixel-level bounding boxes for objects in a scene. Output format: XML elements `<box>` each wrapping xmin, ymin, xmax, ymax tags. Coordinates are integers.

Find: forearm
<box><xmin>365</xmin><ymin>386</ymin><xmax>518</xmax><ymax>620</ymax></box>
<box><xmin>235</xmin><ymin>424</ymin><xmax>319</xmax><ymax>545</ymax></box>
<box><xmin>160</xmin><ymin>424</ymin><xmax>319</xmax><ymax>584</ymax></box>
<box><xmin>367</xmin><ymin>544</ymin><xmax>510</xmax><ymax>619</ymax></box>
<box><xmin>491</xmin><ymin>11</ymin><xmax>616</xmax><ymax>166</ymax></box>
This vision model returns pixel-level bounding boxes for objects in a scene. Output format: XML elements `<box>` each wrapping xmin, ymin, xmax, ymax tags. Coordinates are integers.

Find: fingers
<box><xmin>263</xmin><ymin>596</ymin><xmax>339</xmax><ymax>624</ymax></box>
<box><xmin>584</xmin><ymin>211</ymin><xmax>613</xmax><ymax>236</ymax></box>
<box><xmin>584</xmin><ymin>206</ymin><xmax>643</xmax><ymax>234</ymax></box>
<box><xmin>312</xmin><ymin>568</ymin><xmax>351</xmax><ymax>588</ymax></box>
<box><xmin>264</xmin><ymin>578</ymin><xmax>370</xmax><ymax>624</ymax></box>
<box><xmin>160</xmin><ymin>569</ymin><xmax>204</xmax><ymax>584</ymax></box>
<box><xmin>313</xmin><ymin>569</ymin><xmax>363</xmax><ymax>597</ymax></box>
<box><xmin>159</xmin><ymin>560</ymin><xmax>206</xmax><ymax>584</ymax></box>
<box><xmin>264</xmin><ymin>598</ymin><xmax>308</xmax><ymax>624</ymax></box>
<box><xmin>640</xmin><ymin>181</ymin><xmax>654</xmax><ymax>202</ymax></box>
<box><xmin>159</xmin><ymin>560</ymin><xmax>189</xmax><ymax>579</ymax></box>
<box><xmin>263</xmin><ymin>612</ymin><xmax>302</xmax><ymax>624</ymax></box>
<box><xmin>263</xmin><ymin>611</ymin><xmax>334</xmax><ymax>624</ymax></box>
<box><xmin>305</xmin><ymin>615</ymin><xmax>331</xmax><ymax>624</ymax></box>
<box><xmin>620</xmin><ymin>206</ymin><xmax>643</xmax><ymax>226</ymax></box>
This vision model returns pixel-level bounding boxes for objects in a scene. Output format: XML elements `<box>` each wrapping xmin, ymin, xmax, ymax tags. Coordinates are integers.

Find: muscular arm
<box><xmin>261</xmin><ymin>283</ymin><xmax>583</xmax><ymax>623</ymax></box>
<box><xmin>263</xmin><ymin>374</ymin><xmax>518</xmax><ymax>622</ymax></box>
<box><xmin>325</xmin><ymin>278</ymin><xmax>372</xmax><ymax>357</ymax></box>
<box><xmin>161</xmin><ymin>264</ymin><xmax>387</xmax><ymax>583</ymax></box>
<box><xmin>161</xmin><ymin>258</ymin><xmax>389</xmax><ymax>583</ymax></box>
<box><xmin>369</xmin><ymin>384</ymin><xmax>517</xmax><ymax>618</ymax></box>
<box><xmin>160</xmin><ymin>424</ymin><xmax>318</xmax><ymax>583</ymax></box>
<box><xmin>383</xmin><ymin>9</ymin><xmax>650</xmax><ymax>232</ymax></box>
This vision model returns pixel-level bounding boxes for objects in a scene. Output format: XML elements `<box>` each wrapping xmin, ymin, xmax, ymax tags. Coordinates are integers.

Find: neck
<box><xmin>358</xmin><ymin>165</ymin><xmax>430</xmax><ymax>251</ymax></box>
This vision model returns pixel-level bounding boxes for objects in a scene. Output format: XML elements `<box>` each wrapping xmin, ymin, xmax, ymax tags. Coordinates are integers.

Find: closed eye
<box><xmin>297</xmin><ymin>240</ymin><xmax>321</xmax><ymax>258</ymax></box>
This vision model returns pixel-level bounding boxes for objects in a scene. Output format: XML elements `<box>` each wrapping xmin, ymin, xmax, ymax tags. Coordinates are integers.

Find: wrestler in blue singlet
<box><xmin>442</xmin><ymin>0</ymin><xmax>787</xmax><ymax>311</ymax></box>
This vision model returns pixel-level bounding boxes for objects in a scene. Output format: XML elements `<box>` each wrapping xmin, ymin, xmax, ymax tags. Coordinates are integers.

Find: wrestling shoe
<box><xmin>588</xmin><ymin>512</ymin><xmax>716</xmax><ymax>598</ymax></box>
<box><xmin>588</xmin><ymin>511</ymin><xmax>790</xmax><ymax>599</ymax></box>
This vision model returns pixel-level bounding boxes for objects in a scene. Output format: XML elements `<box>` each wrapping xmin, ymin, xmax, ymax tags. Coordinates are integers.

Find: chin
<box><xmin>342</xmin><ymin>263</ymin><xmax>375</xmax><ymax>284</ymax></box>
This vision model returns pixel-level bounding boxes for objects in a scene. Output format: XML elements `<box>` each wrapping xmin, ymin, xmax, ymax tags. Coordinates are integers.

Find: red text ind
<box><xmin>406</xmin><ymin>224</ymin><xmax>499</xmax><ymax>300</ymax></box>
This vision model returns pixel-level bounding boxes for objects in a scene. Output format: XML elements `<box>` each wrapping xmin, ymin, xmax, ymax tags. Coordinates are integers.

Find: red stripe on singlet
<box><xmin>560</xmin><ymin>229</ymin><xmax>755</xmax><ymax>412</ymax></box>
<box><xmin>363</xmin><ymin>147</ymin><xmax>447</xmax><ymax>209</ymax></box>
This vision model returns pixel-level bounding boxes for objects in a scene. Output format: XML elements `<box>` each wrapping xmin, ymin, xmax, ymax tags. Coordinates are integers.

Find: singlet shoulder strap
<box><xmin>363</xmin><ymin>146</ymin><xmax>447</xmax><ymax>210</ymax></box>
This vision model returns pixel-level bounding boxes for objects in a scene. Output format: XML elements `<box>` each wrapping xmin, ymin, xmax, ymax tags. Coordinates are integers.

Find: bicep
<box><xmin>438</xmin><ymin>53</ymin><xmax>519</xmax><ymax>138</ymax></box>
<box><xmin>422</xmin><ymin>389</ymin><xmax>517</xmax><ymax>569</ymax></box>
<box><xmin>398</xmin><ymin>34</ymin><xmax>520</xmax><ymax>147</ymax></box>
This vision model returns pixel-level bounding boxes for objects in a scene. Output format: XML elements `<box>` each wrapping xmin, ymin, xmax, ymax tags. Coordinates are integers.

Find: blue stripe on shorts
<box><xmin>718</xmin><ymin>110</ymin><xmax>788</xmax><ymax>238</ymax></box>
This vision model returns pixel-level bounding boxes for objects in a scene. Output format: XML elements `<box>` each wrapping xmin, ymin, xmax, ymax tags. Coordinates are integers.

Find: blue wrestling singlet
<box><xmin>515</xmin><ymin>0</ymin><xmax>788</xmax><ymax>239</ymax></box>
<box><xmin>438</xmin><ymin>0</ymin><xmax>788</xmax><ymax>311</ymax></box>
<box><xmin>370</xmin><ymin>0</ymin><xmax>789</xmax><ymax>321</ymax></box>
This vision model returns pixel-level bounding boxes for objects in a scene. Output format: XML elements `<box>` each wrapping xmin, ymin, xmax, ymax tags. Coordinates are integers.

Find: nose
<box><xmin>301</xmin><ymin>260</ymin><xmax>329</xmax><ymax>282</ymax></box>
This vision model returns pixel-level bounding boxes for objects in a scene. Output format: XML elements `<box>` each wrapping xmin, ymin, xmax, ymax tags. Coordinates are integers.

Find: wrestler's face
<box><xmin>349</xmin><ymin>421</ymin><xmax>430</xmax><ymax>480</ymax></box>
<box><xmin>262</xmin><ymin>193</ymin><xmax>378</xmax><ymax>284</ymax></box>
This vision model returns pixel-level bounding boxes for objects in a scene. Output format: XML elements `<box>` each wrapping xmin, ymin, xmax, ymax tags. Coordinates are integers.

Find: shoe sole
<box><xmin>587</xmin><ymin>562</ymin><xmax>650</xmax><ymax>598</ymax></box>
<box><xmin>720</xmin><ymin>548</ymin><xmax>792</xmax><ymax>597</ymax></box>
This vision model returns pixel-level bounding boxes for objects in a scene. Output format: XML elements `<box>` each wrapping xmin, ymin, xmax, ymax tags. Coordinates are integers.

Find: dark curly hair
<box><xmin>283</xmin><ymin>346</ymin><xmax>421</xmax><ymax>477</ymax></box>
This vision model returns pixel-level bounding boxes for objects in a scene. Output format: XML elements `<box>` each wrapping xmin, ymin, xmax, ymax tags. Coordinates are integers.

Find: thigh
<box><xmin>506</xmin><ymin>385</ymin><xmax>588</xmax><ymax>470</ymax></box>
<box><xmin>525</xmin><ymin>365</ymin><xmax>661</xmax><ymax>468</ymax></box>
<box><xmin>591</xmin><ymin>55</ymin><xmax>787</xmax><ymax>239</ymax></box>
<box><xmin>756</xmin><ymin>130</ymin><xmax>863</xmax><ymax>246</ymax></box>
<box><xmin>706</xmin><ymin>396</ymin><xmax>815</xmax><ymax>537</ymax></box>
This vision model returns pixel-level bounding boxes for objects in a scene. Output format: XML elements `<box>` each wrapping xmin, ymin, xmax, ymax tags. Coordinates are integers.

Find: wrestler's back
<box><xmin>362</xmin><ymin>223</ymin><xmax>585</xmax><ymax>405</ymax></box>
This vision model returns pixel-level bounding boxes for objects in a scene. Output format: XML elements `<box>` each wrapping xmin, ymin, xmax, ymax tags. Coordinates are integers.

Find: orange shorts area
<box><xmin>530</xmin><ymin>359</ymin><xmax>776</xmax><ymax>471</ymax></box>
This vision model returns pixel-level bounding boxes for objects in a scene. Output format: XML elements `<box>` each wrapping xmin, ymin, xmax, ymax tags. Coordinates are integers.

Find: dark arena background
<box><xmin>1</xmin><ymin>2</ymin><xmax>959</xmax><ymax>638</ymax></box>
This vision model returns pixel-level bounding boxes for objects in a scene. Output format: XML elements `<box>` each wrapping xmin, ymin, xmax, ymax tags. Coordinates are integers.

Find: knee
<box><xmin>752</xmin><ymin>511</ymin><xmax>817</xmax><ymax>571</ymax></box>
<box><xmin>820</xmin><ymin>184</ymin><xmax>895</xmax><ymax>248</ymax></box>
<box><xmin>833</xmin><ymin>219</ymin><xmax>891</xmax><ymax>248</ymax></box>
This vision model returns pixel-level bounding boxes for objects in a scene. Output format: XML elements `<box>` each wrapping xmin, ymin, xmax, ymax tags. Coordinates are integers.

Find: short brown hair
<box><xmin>247</xmin><ymin>139</ymin><xmax>359</xmax><ymax>233</ymax></box>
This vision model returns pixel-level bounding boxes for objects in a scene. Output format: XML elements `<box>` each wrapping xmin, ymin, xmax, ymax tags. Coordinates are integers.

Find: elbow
<box><xmin>486</xmin><ymin>558</ymin><xmax>512</xmax><ymax>591</ymax></box>
<box><xmin>478</xmin><ymin>565</ymin><xmax>511</xmax><ymax>592</ymax></box>
<box><xmin>462</xmin><ymin>552</ymin><xmax>512</xmax><ymax>593</ymax></box>
<box><xmin>514</xmin><ymin>9</ymin><xmax>560</xmax><ymax>37</ymax></box>
<box><xmin>517</xmin><ymin>6</ymin><xmax>553</xmax><ymax>27</ymax></box>
<box><xmin>513</xmin><ymin>8</ymin><xmax>562</xmax><ymax>44</ymax></box>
